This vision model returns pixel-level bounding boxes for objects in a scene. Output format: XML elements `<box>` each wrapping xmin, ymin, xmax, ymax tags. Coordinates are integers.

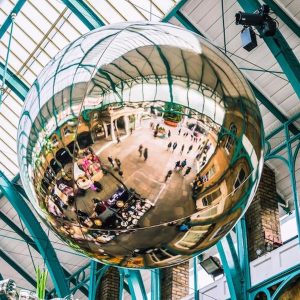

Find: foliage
<box><xmin>163</xmin><ymin>102</ymin><xmax>184</xmax><ymax>123</ymax></box>
<box><xmin>36</xmin><ymin>266</ymin><xmax>48</xmax><ymax>300</ymax></box>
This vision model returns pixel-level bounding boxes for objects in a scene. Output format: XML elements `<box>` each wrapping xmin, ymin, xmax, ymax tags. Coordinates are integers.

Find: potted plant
<box><xmin>163</xmin><ymin>103</ymin><xmax>183</xmax><ymax>127</ymax></box>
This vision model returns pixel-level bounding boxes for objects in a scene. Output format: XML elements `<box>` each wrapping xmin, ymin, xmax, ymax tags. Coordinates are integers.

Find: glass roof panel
<box><xmin>129</xmin><ymin>0</ymin><xmax>165</xmax><ymax>21</ymax></box>
<box><xmin>66</xmin><ymin>13</ymin><xmax>90</xmax><ymax>34</ymax></box>
<box><xmin>109</xmin><ymin>0</ymin><xmax>148</xmax><ymax>20</ymax></box>
<box><xmin>1</xmin><ymin>0</ymin><xmax>15</xmax><ymax>15</ymax></box>
<box><xmin>87</xmin><ymin>0</ymin><xmax>126</xmax><ymax>23</ymax></box>
<box><xmin>0</xmin><ymin>0</ymin><xmax>179</xmax><ymax>180</ymax></box>
<box><xmin>152</xmin><ymin>0</ymin><xmax>176</xmax><ymax>13</ymax></box>
<box><xmin>30</xmin><ymin>0</ymin><xmax>63</xmax><ymax>19</ymax></box>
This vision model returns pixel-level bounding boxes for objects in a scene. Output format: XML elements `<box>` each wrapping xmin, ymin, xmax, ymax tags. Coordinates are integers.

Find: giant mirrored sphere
<box><xmin>18</xmin><ymin>22</ymin><xmax>264</xmax><ymax>268</ymax></box>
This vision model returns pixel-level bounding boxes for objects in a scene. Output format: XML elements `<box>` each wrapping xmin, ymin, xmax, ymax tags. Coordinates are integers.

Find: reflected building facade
<box><xmin>18</xmin><ymin>22</ymin><xmax>264</xmax><ymax>268</ymax></box>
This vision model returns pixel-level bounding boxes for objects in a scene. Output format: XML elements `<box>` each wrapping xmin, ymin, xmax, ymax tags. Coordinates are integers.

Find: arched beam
<box><xmin>0</xmin><ymin>171</ymin><xmax>70</xmax><ymax>298</ymax></box>
<box><xmin>271</xmin><ymin>272</ymin><xmax>300</xmax><ymax>300</ymax></box>
<box><xmin>0</xmin><ymin>0</ymin><xmax>26</xmax><ymax>40</ymax></box>
<box><xmin>61</xmin><ymin>0</ymin><xmax>105</xmax><ymax>30</ymax></box>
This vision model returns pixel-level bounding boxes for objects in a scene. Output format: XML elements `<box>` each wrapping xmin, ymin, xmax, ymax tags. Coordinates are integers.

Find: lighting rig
<box><xmin>235</xmin><ymin>5</ymin><xmax>277</xmax><ymax>51</ymax></box>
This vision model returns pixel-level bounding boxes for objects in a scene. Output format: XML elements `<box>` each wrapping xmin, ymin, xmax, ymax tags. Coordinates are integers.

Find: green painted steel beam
<box><xmin>88</xmin><ymin>261</ymin><xmax>97</xmax><ymax>300</ymax></box>
<box><xmin>266</xmin><ymin>112</ymin><xmax>300</xmax><ymax>140</ymax></box>
<box><xmin>0</xmin><ymin>210</ymin><xmax>89</xmax><ymax>297</ymax></box>
<box><xmin>0</xmin><ymin>171</ymin><xmax>70</xmax><ymax>298</ymax></box>
<box><xmin>193</xmin><ymin>257</ymin><xmax>199</xmax><ymax>300</ymax></box>
<box><xmin>0</xmin><ymin>0</ymin><xmax>26</xmax><ymax>39</ymax></box>
<box><xmin>151</xmin><ymin>269</ymin><xmax>160</xmax><ymax>300</ymax></box>
<box><xmin>61</xmin><ymin>0</ymin><xmax>104</xmax><ymax>30</ymax></box>
<box><xmin>248</xmin><ymin>262</ymin><xmax>300</xmax><ymax>298</ymax></box>
<box><xmin>162</xmin><ymin>0</ymin><xmax>189</xmax><ymax>22</ymax></box>
<box><xmin>262</xmin><ymin>0</ymin><xmax>300</xmax><ymax>39</ymax></box>
<box><xmin>122</xmin><ymin>269</ymin><xmax>147</xmax><ymax>300</ymax></box>
<box><xmin>266</xmin><ymin>130</ymin><xmax>300</xmax><ymax>157</ymax></box>
<box><xmin>176</xmin><ymin>11</ymin><xmax>203</xmax><ymax>36</ymax></box>
<box><xmin>0</xmin><ymin>174</ymin><xmax>20</xmax><ymax>199</ymax></box>
<box><xmin>0</xmin><ymin>63</ymin><xmax>29</xmax><ymax>101</ymax></box>
<box><xmin>284</xmin><ymin>123</ymin><xmax>300</xmax><ymax>246</ymax></box>
<box><xmin>0</xmin><ymin>248</ymin><xmax>37</xmax><ymax>288</ymax></box>
<box><xmin>217</xmin><ymin>234</ymin><xmax>245</xmax><ymax>300</ymax></box>
<box><xmin>237</xmin><ymin>0</ymin><xmax>300</xmax><ymax>98</ymax></box>
<box><xmin>250</xmin><ymin>83</ymin><xmax>300</xmax><ymax>136</ymax></box>
<box><xmin>236</xmin><ymin>218</ymin><xmax>251</xmax><ymax>300</ymax></box>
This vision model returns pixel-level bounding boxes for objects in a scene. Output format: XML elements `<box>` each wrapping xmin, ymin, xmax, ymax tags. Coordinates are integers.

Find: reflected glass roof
<box><xmin>0</xmin><ymin>0</ymin><xmax>178</xmax><ymax>178</ymax></box>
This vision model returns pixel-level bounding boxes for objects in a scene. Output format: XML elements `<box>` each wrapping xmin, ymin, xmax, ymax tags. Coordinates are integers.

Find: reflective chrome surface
<box><xmin>18</xmin><ymin>22</ymin><xmax>264</xmax><ymax>268</ymax></box>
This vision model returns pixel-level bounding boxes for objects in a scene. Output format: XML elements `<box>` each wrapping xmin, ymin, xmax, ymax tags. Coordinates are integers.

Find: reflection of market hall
<box><xmin>16</xmin><ymin>24</ymin><xmax>263</xmax><ymax>268</ymax></box>
<box><xmin>29</xmin><ymin>94</ymin><xmax>261</xmax><ymax>267</ymax></box>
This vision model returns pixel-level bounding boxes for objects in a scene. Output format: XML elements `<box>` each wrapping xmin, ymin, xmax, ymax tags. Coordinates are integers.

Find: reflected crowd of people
<box><xmin>28</xmin><ymin>100</ymin><xmax>260</xmax><ymax>267</ymax></box>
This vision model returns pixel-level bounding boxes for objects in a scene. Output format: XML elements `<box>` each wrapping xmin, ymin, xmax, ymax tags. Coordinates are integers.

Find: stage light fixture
<box><xmin>235</xmin><ymin>5</ymin><xmax>277</xmax><ymax>51</ymax></box>
<box><xmin>200</xmin><ymin>256</ymin><xmax>224</xmax><ymax>278</ymax></box>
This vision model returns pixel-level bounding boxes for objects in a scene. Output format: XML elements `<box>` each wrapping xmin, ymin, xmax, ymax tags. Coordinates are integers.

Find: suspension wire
<box><xmin>43</xmin><ymin>228</ymin><xmax>51</xmax><ymax>270</ymax></box>
<box><xmin>125</xmin><ymin>0</ymin><xmax>161</xmax><ymax>19</ymax></box>
<box><xmin>0</xmin><ymin>13</ymin><xmax>16</xmax><ymax>110</ymax></box>
<box><xmin>214</xmin><ymin>45</ymin><xmax>288</xmax><ymax>82</ymax></box>
<box><xmin>221</xmin><ymin>0</ymin><xmax>227</xmax><ymax>55</ymax></box>
<box><xmin>18</xmin><ymin>215</ymin><xmax>37</xmax><ymax>272</ymax></box>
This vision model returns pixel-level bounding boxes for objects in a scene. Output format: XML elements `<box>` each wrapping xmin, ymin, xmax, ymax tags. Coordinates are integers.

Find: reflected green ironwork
<box><xmin>18</xmin><ymin>22</ymin><xmax>263</xmax><ymax>268</ymax></box>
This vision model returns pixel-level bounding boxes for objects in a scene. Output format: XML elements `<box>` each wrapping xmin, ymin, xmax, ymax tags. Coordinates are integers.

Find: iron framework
<box><xmin>0</xmin><ymin>0</ymin><xmax>299</xmax><ymax>299</ymax></box>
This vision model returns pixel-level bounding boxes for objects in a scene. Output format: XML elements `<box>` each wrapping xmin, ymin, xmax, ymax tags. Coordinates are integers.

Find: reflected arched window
<box><xmin>202</xmin><ymin>188</ymin><xmax>221</xmax><ymax>206</ymax></box>
<box><xmin>234</xmin><ymin>168</ymin><xmax>246</xmax><ymax>190</ymax></box>
<box><xmin>225</xmin><ymin>123</ymin><xmax>237</xmax><ymax>152</ymax></box>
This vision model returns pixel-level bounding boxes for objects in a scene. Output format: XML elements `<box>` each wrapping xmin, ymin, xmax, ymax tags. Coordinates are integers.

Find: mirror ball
<box><xmin>18</xmin><ymin>22</ymin><xmax>264</xmax><ymax>268</ymax></box>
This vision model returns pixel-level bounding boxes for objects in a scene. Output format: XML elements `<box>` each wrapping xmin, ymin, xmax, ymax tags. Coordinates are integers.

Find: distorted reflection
<box><xmin>18</xmin><ymin>22</ymin><xmax>264</xmax><ymax>268</ymax></box>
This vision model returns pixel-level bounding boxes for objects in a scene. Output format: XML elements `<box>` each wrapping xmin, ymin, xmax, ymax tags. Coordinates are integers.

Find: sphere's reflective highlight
<box><xmin>18</xmin><ymin>22</ymin><xmax>264</xmax><ymax>268</ymax></box>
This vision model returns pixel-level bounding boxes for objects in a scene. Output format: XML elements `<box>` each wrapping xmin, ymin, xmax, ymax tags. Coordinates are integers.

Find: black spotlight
<box><xmin>235</xmin><ymin>5</ymin><xmax>277</xmax><ymax>51</ymax></box>
<box><xmin>200</xmin><ymin>256</ymin><xmax>224</xmax><ymax>279</ymax></box>
<box><xmin>235</xmin><ymin>11</ymin><xmax>265</xmax><ymax>26</ymax></box>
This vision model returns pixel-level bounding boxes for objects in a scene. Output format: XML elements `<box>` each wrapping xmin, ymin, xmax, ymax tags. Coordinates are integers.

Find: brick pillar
<box><xmin>160</xmin><ymin>261</ymin><xmax>189</xmax><ymax>300</ymax></box>
<box><xmin>245</xmin><ymin>165</ymin><xmax>282</xmax><ymax>261</ymax></box>
<box><xmin>96</xmin><ymin>267</ymin><xmax>120</xmax><ymax>300</ymax></box>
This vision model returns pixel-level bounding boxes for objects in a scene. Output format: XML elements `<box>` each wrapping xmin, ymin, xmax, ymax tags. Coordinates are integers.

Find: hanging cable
<box><xmin>43</xmin><ymin>228</ymin><xmax>51</xmax><ymax>270</ymax></box>
<box><xmin>0</xmin><ymin>13</ymin><xmax>16</xmax><ymax>108</ymax></box>
<box><xmin>221</xmin><ymin>0</ymin><xmax>227</xmax><ymax>54</ymax></box>
<box><xmin>18</xmin><ymin>215</ymin><xmax>37</xmax><ymax>272</ymax></box>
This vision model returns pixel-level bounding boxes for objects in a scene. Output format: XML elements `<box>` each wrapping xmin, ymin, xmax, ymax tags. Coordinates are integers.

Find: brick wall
<box><xmin>246</xmin><ymin>165</ymin><xmax>282</xmax><ymax>261</ymax></box>
<box><xmin>96</xmin><ymin>267</ymin><xmax>120</xmax><ymax>300</ymax></box>
<box><xmin>160</xmin><ymin>261</ymin><xmax>189</xmax><ymax>300</ymax></box>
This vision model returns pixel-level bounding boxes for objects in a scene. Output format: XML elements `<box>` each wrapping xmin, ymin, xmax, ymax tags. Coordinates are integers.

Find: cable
<box><xmin>0</xmin><ymin>246</ymin><xmax>86</xmax><ymax>268</ymax></box>
<box><xmin>43</xmin><ymin>228</ymin><xmax>51</xmax><ymax>269</ymax></box>
<box><xmin>221</xmin><ymin>0</ymin><xmax>227</xmax><ymax>55</ymax></box>
<box><xmin>215</xmin><ymin>45</ymin><xmax>288</xmax><ymax>82</ymax></box>
<box><xmin>0</xmin><ymin>233</ymin><xmax>86</xmax><ymax>259</ymax></box>
<box><xmin>0</xmin><ymin>227</ymin><xmax>72</xmax><ymax>248</ymax></box>
<box><xmin>18</xmin><ymin>215</ymin><xmax>37</xmax><ymax>272</ymax></box>
<box><xmin>124</xmin><ymin>0</ymin><xmax>161</xmax><ymax>19</ymax></box>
